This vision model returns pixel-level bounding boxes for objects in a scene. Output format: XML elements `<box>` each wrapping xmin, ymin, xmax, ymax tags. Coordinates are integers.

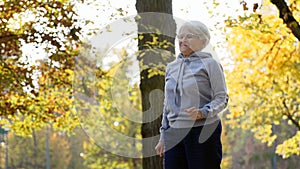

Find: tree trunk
<box><xmin>135</xmin><ymin>0</ymin><xmax>176</xmax><ymax>169</ymax></box>
<box><xmin>271</xmin><ymin>0</ymin><xmax>300</xmax><ymax>40</ymax></box>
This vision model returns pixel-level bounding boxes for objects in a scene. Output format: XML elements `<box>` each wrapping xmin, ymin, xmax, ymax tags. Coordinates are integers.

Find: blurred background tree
<box><xmin>0</xmin><ymin>0</ymin><xmax>81</xmax><ymax>135</ymax></box>
<box><xmin>225</xmin><ymin>0</ymin><xmax>300</xmax><ymax>167</ymax></box>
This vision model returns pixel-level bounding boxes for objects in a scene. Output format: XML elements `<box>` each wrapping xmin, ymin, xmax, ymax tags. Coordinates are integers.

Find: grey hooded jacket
<box><xmin>159</xmin><ymin>51</ymin><xmax>228</xmax><ymax>141</ymax></box>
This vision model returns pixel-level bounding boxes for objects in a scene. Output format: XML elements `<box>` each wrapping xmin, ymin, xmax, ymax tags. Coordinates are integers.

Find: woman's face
<box><xmin>178</xmin><ymin>28</ymin><xmax>204</xmax><ymax>57</ymax></box>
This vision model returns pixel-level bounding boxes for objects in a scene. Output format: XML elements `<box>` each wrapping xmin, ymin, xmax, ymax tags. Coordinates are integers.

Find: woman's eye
<box><xmin>186</xmin><ymin>34</ymin><xmax>193</xmax><ymax>39</ymax></box>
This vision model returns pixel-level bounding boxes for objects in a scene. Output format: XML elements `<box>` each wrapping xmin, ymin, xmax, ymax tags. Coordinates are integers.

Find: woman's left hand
<box><xmin>184</xmin><ymin>107</ymin><xmax>203</xmax><ymax>120</ymax></box>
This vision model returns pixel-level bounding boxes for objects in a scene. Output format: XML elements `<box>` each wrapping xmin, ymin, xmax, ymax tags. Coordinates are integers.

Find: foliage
<box><xmin>270</xmin><ymin>0</ymin><xmax>300</xmax><ymax>41</ymax></box>
<box><xmin>0</xmin><ymin>0</ymin><xmax>82</xmax><ymax>135</ymax></box>
<box><xmin>225</xmin><ymin>0</ymin><xmax>300</xmax><ymax>158</ymax></box>
<box><xmin>276</xmin><ymin>131</ymin><xmax>300</xmax><ymax>158</ymax></box>
<box><xmin>1</xmin><ymin>0</ymin><xmax>143</xmax><ymax>168</ymax></box>
<box><xmin>74</xmin><ymin>47</ymin><xmax>142</xmax><ymax>168</ymax></box>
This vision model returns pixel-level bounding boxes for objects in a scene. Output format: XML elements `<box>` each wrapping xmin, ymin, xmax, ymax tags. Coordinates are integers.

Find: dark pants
<box><xmin>164</xmin><ymin>121</ymin><xmax>222</xmax><ymax>169</ymax></box>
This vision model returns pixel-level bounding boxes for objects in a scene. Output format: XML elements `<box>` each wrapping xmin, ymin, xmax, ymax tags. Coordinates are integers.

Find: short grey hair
<box><xmin>178</xmin><ymin>21</ymin><xmax>210</xmax><ymax>48</ymax></box>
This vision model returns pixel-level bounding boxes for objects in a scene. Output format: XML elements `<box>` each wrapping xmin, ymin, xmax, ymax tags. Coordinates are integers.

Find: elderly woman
<box><xmin>155</xmin><ymin>21</ymin><xmax>228</xmax><ymax>169</ymax></box>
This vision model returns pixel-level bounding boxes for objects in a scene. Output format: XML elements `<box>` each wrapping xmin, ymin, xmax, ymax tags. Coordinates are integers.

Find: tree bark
<box><xmin>271</xmin><ymin>0</ymin><xmax>300</xmax><ymax>40</ymax></box>
<box><xmin>135</xmin><ymin>0</ymin><xmax>176</xmax><ymax>169</ymax></box>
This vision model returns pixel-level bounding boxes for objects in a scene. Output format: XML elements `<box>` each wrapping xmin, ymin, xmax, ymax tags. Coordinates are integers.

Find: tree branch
<box><xmin>0</xmin><ymin>34</ymin><xmax>26</xmax><ymax>43</ymax></box>
<box><xmin>271</xmin><ymin>0</ymin><xmax>300</xmax><ymax>40</ymax></box>
<box><xmin>282</xmin><ymin>98</ymin><xmax>300</xmax><ymax>130</ymax></box>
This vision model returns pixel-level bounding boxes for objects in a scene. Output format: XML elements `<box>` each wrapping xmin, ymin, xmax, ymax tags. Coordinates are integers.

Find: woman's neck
<box><xmin>182</xmin><ymin>52</ymin><xmax>194</xmax><ymax>57</ymax></box>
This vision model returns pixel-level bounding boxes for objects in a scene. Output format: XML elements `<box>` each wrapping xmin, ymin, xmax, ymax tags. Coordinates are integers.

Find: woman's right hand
<box><xmin>155</xmin><ymin>141</ymin><xmax>164</xmax><ymax>157</ymax></box>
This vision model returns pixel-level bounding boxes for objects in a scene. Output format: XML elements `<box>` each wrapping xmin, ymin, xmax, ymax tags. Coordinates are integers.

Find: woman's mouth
<box><xmin>180</xmin><ymin>44</ymin><xmax>189</xmax><ymax>49</ymax></box>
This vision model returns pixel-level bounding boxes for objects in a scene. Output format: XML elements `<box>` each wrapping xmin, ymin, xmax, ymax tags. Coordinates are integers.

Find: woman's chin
<box><xmin>180</xmin><ymin>51</ymin><xmax>193</xmax><ymax>57</ymax></box>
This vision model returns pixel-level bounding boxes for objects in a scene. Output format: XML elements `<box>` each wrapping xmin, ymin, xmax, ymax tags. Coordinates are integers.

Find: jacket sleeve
<box><xmin>159</xmin><ymin>100</ymin><xmax>170</xmax><ymax>142</ymax></box>
<box><xmin>199</xmin><ymin>58</ymin><xmax>229</xmax><ymax>118</ymax></box>
<box><xmin>159</xmin><ymin>67</ymin><xmax>170</xmax><ymax>142</ymax></box>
